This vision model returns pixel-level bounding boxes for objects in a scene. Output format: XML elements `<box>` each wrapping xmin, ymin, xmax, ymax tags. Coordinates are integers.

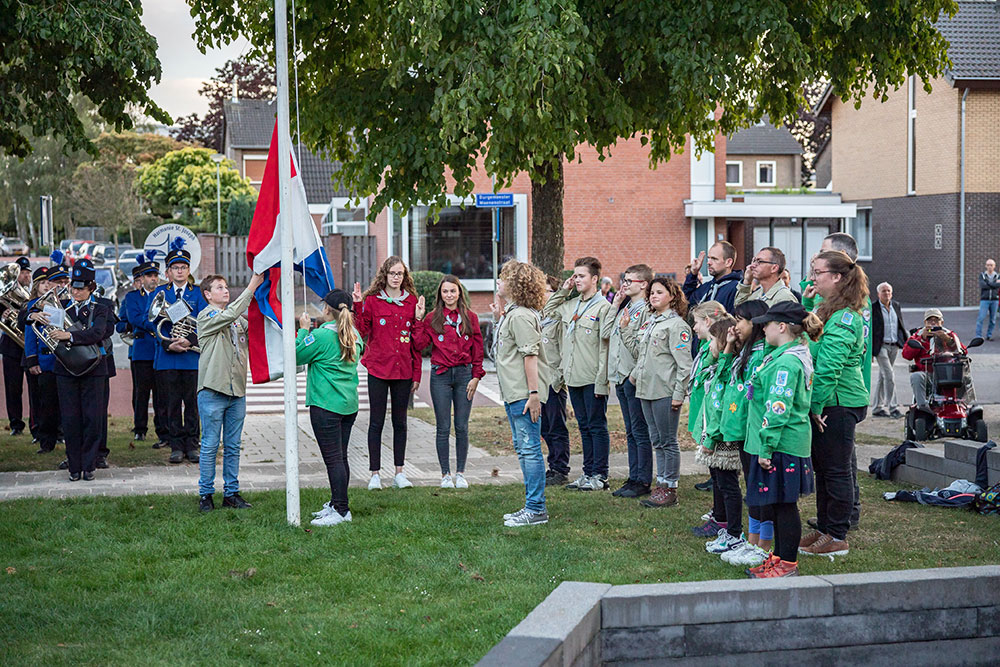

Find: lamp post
<box><xmin>210</xmin><ymin>153</ymin><xmax>225</xmax><ymax>235</ymax></box>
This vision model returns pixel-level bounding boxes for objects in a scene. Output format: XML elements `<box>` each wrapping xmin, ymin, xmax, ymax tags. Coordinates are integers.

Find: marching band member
<box><xmin>1</xmin><ymin>256</ymin><xmax>31</xmax><ymax>436</ymax></box>
<box><xmin>118</xmin><ymin>254</ymin><xmax>166</xmax><ymax>445</ymax></box>
<box><xmin>21</xmin><ymin>267</ymin><xmax>56</xmax><ymax>453</ymax></box>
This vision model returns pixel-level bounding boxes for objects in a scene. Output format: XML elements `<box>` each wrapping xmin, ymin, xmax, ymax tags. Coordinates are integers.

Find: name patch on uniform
<box><xmin>775</xmin><ymin>370</ymin><xmax>788</xmax><ymax>387</ymax></box>
<box><xmin>841</xmin><ymin>311</ymin><xmax>854</xmax><ymax>325</ymax></box>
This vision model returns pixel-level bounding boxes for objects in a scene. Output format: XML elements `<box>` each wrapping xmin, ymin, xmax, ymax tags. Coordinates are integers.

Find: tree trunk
<box><xmin>530</xmin><ymin>158</ymin><xmax>565</xmax><ymax>277</ymax></box>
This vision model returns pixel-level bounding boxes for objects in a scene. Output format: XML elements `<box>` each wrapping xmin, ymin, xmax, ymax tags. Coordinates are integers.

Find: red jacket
<box><xmin>901</xmin><ymin>328</ymin><xmax>965</xmax><ymax>372</ymax></box>
<box><xmin>354</xmin><ymin>292</ymin><xmax>422</xmax><ymax>381</ymax></box>
<box><xmin>412</xmin><ymin>309</ymin><xmax>486</xmax><ymax>379</ymax></box>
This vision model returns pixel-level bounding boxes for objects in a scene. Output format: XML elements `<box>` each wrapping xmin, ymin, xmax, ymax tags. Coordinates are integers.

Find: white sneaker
<box><xmin>311</xmin><ymin>509</ymin><xmax>350</xmax><ymax>527</ymax></box>
<box><xmin>701</xmin><ymin>509</ymin><xmax>714</xmax><ymax>522</ymax></box>
<box><xmin>368</xmin><ymin>474</ymin><xmax>382</xmax><ymax>490</ymax></box>
<box><xmin>394</xmin><ymin>472</ymin><xmax>413</xmax><ymax>489</ymax></box>
<box><xmin>565</xmin><ymin>474</ymin><xmax>589</xmax><ymax>490</ymax></box>
<box><xmin>440</xmin><ymin>474</ymin><xmax>455</xmax><ymax>489</ymax></box>
<box><xmin>503</xmin><ymin>507</ymin><xmax>528</xmax><ymax>520</ymax></box>
<box><xmin>312</xmin><ymin>501</ymin><xmax>333</xmax><ymax>518</ymax></box>
<box><xmin>454</xmin><ymin>473</ymin><xmax>469</xmax><ymax>489</ymax></box>
<box><xmin>727</xmin><ymin>543</ymin><xmax>768</xmax><ymax>567</ymax></box>
<box><xmin>705</xmin><ymin>528</ymin><xmax>730</xmax><ymax>552</ymax></box>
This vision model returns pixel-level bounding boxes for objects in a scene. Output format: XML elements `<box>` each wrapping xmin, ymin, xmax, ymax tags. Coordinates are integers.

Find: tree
<box><xmin>226</xmin><ymin>193</ymin><xmax>257</xmax><ymax>235</ymax></box>
<box><xmin>137</xmin><ymin>147</ymin><xmax>256</xmax><ymax>217</ymax></box>
<box><xmin>70</xmin><ymin>163</ymin><xmax>144</xmax><ymax>248</ymax></box>
<box><xmin>1</xmin><ymin>0</ymin><xmax>170</xmax><ymax>158</ymax></box>
<box><xmin>188</xmin><ymin>0</ymin><xmax>955</xmax><ymax>275</ymax></box>
<box><xmin>171</xmin><ymin>57</ymin><xmax>276</xmax><ymax>150</ymax></box>
<box><xmin>784</xmin><ymin>81</ymin><xmax>832</xmax><ymax>186</ymax></box>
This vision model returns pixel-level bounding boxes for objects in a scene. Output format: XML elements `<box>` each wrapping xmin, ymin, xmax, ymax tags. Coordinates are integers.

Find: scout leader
<box><xmin>543</xmin><ymin>256</ymin><xmax>612</xmax><ymax>492</ymax></box>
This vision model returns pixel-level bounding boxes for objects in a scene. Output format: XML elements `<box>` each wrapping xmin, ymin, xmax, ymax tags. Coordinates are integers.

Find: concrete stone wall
<box><xmin>478</xmin><ymin>566</ymin><xmax>1000</xmax><ymax>666</ymax></box>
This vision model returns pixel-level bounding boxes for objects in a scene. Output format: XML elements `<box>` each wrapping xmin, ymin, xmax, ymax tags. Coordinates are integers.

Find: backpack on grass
<box><xmin>973</xmin><ymin>481</ymin><xmax>1000</xmax><ymax>516</ymax></box>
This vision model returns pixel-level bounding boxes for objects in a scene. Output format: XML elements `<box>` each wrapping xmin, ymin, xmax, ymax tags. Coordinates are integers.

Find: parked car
<box><xmin>1</xmin><ymin>237</ymin><xmax>29</xmax><ymax>256</ymax></box>
<box><xmin>67</xmin><ymin>240</ymin><xmax>87</xmax><ymax>264</ymax></box>
<box><xmin>91</xmin><ymin>244</ymin><xmax>134</xmax><ymax>265</ymax></box>
<box><xmin>94</xmin><ymin>266</ymin><xmax>121</xmax><ymax>312</ymax></box>
<box><xmin>116</xmin><ymin>248</ymin><xmax>146</xmax><ymax>279</ymax></box>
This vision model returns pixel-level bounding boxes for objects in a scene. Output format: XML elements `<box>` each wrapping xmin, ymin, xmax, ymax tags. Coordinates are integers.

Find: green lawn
<box><xmin>0</xmin><ymin>418</ymin><xmax>169</xmax><ymax>472</ymax></box>
<box><xmin>3</xmin><ymin>476</ymin><xmax>998</xmax><ymax>665</ymax></box>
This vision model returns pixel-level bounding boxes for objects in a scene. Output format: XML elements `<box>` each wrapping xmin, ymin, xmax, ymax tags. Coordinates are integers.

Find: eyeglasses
<box><xmin>812</xmin><ymin>269</ymin><xmax>837</xmax><ymax>276</ymax></box>
<box><xmin>750</xmin><ymin>258</ymin><xmax>777</xmax><ymax>265</ymax></box>
<box><xmin>387</xmin><ymin>271</ymin><xmax>405</xmax><ymax>277</ymax></box>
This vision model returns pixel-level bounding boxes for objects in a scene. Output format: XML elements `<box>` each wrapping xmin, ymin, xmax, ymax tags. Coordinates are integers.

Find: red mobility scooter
<box><xmin>903</xmin><ymin>334</ymin><xmax>987</xmax><ymax>442</ymax></box>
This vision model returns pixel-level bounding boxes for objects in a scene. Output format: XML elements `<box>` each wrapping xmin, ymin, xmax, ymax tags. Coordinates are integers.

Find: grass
<box><xmin>409</xmin><ymin>405</ymin><xmax>698</xmax><ymax>457</ymax></box>
<box><xmin>2</xmin><ymin>475</ymin><xmax>998</xmax><ymax>665</ymax></box>
<box><xmin>0</xmin><ymin>418</ymin><xmax>170</xmax><ymax>472</ymax></box>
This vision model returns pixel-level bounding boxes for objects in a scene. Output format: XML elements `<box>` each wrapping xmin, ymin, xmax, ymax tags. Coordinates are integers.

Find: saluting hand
<box><xmin>415</xmin><ymin>295</ymin><xmax>426</xmax><ymax>320</ymax></box>
<box><xmin>561</xmin><ymin>277</ymin><xmax>573</xmax><ymax>291</ymax></box>
<box><xmin>489</xmin><ymin>300</ymin><xmax>502</xmax><ymax>320</ymax></box>
<box><xmin>352</xmin><ymin>282</ymin><xmax>363</xmax><ymax>303</ymax></box>
<box><xmin>690</xmin><ymin>251</ymin><xmax>705</xmax><ymax>275</ymax></box>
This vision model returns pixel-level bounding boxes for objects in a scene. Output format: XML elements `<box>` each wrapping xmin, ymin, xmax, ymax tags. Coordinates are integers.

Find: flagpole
<box><xmin>275</xmin><ymin>0</ymin><xmax>300</xmax><ymax>526</ymax></box>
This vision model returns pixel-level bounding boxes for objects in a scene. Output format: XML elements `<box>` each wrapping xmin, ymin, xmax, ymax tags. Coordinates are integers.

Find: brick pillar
<box><xmin>323</xmin><ymin>234</ymin><xmax>344</xmax><ymax>289</ymax></box>
<box><xmin>197</xmin><ymin>234</ymin><xmax>218</xmax><ymax>277</ymax></box>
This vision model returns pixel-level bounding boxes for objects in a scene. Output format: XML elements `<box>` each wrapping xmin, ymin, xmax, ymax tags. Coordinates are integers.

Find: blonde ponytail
<box><xmin>335</xmin><ymin>304</ymin><xmax>359</xmax><ymax>363</ymax></box>
<box><xmin>788</xmin><ymin>312</ymin><xmax>824</xmax><ymax>342</ymax></box>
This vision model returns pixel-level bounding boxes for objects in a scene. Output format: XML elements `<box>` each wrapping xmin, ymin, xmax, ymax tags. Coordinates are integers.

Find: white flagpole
<box><xmin>275</xmin><ymin>0</ymin><xmax>300</xmax><ymax>526</ymax></box>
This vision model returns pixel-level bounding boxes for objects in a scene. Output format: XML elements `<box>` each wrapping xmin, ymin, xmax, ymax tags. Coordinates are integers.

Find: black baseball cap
<box><xmin>323</xmin><ymin>289</ymin><xmax>352</xmax><ymax>311</ymax></box>
<box><xmin>751</xmin><ymin>301</ymin><xmax>809</xmax><ymax>326</ymax></box>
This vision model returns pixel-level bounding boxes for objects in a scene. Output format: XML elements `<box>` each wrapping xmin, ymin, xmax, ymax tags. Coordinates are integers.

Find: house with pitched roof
<box><xmin>815</xmin><ymin>0</ymin><xmax>1000</xmax><ymax>305</ymax></box>
<box><xmin>724</xmin><ymin>118</ymin><xmax>803</xmax><ymax>192</ymax></box>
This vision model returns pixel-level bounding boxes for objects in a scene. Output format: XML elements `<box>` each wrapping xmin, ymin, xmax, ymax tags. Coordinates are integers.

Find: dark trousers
<box><xmin>158</xmin><ymin>369</ymin><xmax>199</xmax><ymax>453</ymax></box>
<box><xmin>34</xmin><ymin>371</ymin><xmax>61</xmax><ymax>450</ymax></box>
<box><xmin>771</xmin><ymin>502</ymin><xmax>802</xmax><ymax>562</ymax></box>
<box><xmin>367</xmin><ymin>375</ymin><xmax>411</xmax><ymax>470</ymax></box>
<box><xmin>26</xmin><ymin>371</ymin><xmax>39</xmax><ymax>438</ymax></box>
<box><xmin>3</xmin><ymin>354</ymin><xmax>25</xmax><ymax>431</ymax></box>
<box><xmin>568</xmin><ymin>384</ymin><xmax>609</xmax><ymax>477</ymax></box>
<box><xmin>98</xmin><ymin>378</ymin><xmax>110</xmax><ymax>459</ymax></box>
<box><xmin>429</xmin><ymin>365</ymin><xmax>473</xmax><ymax>475</ymax></box>
<box><xmin>811</xmin><ymin>405</ymin><xmax>866</xmax><ymax>541</ymax></box>
<box><xmin>616</xmin><ymin>379</ymin><xmax>652</xmax><ymax>485</ymax></box>
<box><xmin>711</xmin><ymin>467</ymin><xmax>743</xmax><ymax>537</ymax></box>
<box><xmin>131</xmin><ymin>360</ymin><xmax>164</xmax><ymax>438</ymax></box>
<box><xmin>57</xmin><ymin>374</ymin><xmax>104</xmax><ymax>474</ymax></box>
<box><xmin>310</xmin><ymin>406</ymin><xmax>357</xmax><ymax>516</ymax></box>
<box><xmin>540</xmin><ymin>385</ymin><xmax>570</xmax><ymax>475</ymax></box>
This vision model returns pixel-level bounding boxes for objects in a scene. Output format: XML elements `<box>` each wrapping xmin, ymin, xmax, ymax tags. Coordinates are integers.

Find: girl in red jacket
<box><xmin>352</xmin><ymin>256</ymin><xmax>422</xmax><ymax>489</ymax></box>
<box><xmin>412</xmin><ymin>275</ymin><xmax>486</xmax><ymax>489</ymax></box>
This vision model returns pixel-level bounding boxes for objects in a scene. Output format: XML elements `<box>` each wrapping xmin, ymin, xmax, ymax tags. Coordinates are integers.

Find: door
<box><xmin>752</xmin><ymin>225</ymin><xmax>827</xmax><ymax>282</ymax></box>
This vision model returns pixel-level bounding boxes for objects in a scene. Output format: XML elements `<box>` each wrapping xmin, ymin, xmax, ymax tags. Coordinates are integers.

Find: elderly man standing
<box><xmin>870</xmin><ymin>282</ymin><xmax>906</xmax><ymax>418</ymax></box>
<box><xmin>975</xmin><ymin>259</ymin><xmax>1000</xmax><ymax>340</ymax></box>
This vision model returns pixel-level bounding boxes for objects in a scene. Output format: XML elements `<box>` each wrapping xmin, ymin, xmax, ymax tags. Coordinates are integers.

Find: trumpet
<box><xmin>147</xmin><ymin>290</ymin><xmax>200</xmax><ymax>353</ymax></box>
<box><xmin>0</xmin><ymin>263</ymin><xmax>30</xmax><ymax>347</ymax></box>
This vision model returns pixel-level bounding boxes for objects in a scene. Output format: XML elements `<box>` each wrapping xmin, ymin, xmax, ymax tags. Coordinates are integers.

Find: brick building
<box><xmin>816</xmin><ymin>0</ymin><xmax>1000</xmax><ymax>305</ymax></box>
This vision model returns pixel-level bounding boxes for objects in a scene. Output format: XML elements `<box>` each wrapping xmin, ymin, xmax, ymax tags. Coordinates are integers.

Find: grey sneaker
<box><xmin>504</xmin><ymin>510</ymin><xmax>549</xmax><ymax>527</ymax></box>
<box><xmin>579</xmin><ymin>476</ymin><xmax>607</xmax><ymax>491</ymax></box>
<box><xmin>565</xmin><ymin>474</ymin><xmax>589</xmax><ymax>490</ymax></box>
<box><xmin>503</xmin><ymin>507</ymin><xmax>528</xmax><ymax>521</ymax></box>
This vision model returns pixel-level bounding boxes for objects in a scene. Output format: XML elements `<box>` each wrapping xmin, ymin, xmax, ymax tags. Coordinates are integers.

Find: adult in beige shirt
<box><xmin>543</xmin><ymin>257</ymin><xmax>612</xmax><ymax>491</ymax></box>
<box><xmin>735</xmin><ymin>246</ymin><xmax>798</xmax><ymax>307</ymax></box>
<box><xmin>195</xmin><ymin>272</ymin><xmax>263</xmax><ymax>512</ymax></box>
<box><xmin>540</xmin><ymin>276</ymin><xmax>571</xmax><ymax>484</ymax></box>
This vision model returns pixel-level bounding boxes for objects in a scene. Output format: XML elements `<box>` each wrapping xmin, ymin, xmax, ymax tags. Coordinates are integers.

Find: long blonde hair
<box><xmin>333</xmin><ymin>304</ymin><xmax>359</xmax><ymax>363</ymax></box>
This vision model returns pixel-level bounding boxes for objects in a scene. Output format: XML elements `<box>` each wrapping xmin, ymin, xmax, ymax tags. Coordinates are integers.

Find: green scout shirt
<box><xmin>809</xmin><ymin>307</ymin><xmax>868</xmax><ymax>414</ymax></box>
<box><xmin>295</xmin><ymin>322</ymin><xmax>364</xmax><ymax>415</ymax></box>
<box><xmin>686</xmin><ymin>346</ymin><xmax>711</xmax><ymax>437</ymax></box>
<box><xmin>540</xmin><ymin>311</ymin><xmax>564</xmax><ymax>393</ymax></box>
<box><xmin>702</xmin><ymin>353</ymin><xmax>733</xmax><ymax>449</ymax></box>
<box><xmin>495</xmin><ymin>303</ymin><xmax>551</xmax><ymax>405</ymax></box>
<box><xmin>196</xmin><ymin>288</ymin><xmax>254</xmax><ymax>397</ymax></box>
<box><xmin>734</xmin><ymin>279</ymin><xmax>798</xmax><ymax>307</ymax></box>
<box><xmin>744</xmin><ymin>340</ymin><xmax>814</xmax><ymax>459</ymax></box>
<box><xmin>801</xmin><ymin>281</ymin><xmax>873</xmax><ymax>393</ymax></box>
<box><xmin>720</xmin><ymin>340</ymin><xmax>768</xmax><ymax>442</ymax></box>
<box><xmin>543</xmin><ymin>288</ymin><xmax>611</xmax><ymax>394</ymax></box>
<box><xmin>606</xmin><ymin>298</ymin><xmax>649</xmax><ymax>386</ymax></box>
<box><xmin>631</xmin><ymin>310</ymin><xmax>693</xmax><ymax>402</ymax></box>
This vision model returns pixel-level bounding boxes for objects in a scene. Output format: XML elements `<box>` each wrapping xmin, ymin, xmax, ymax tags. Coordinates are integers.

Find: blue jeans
<box><xmin>429</xmin><ymin>364</ymin><xmax>473</xmax><ymax>474</ymax></box>
<box><xmin>540</xmin><ymin>386</ymin><xmax>570</xmax><ymax>474</ymax></box>
<box><xmin>616</xmin><ymin>379</ymin><xmax>652</xmax><ymax>485</ymax></box>
<box><xmin>568</xmin><ymin>385</ymin><xmax>609</xmax><ymax>477</ymax></box>
<box><xmin>505</xmin><ymin>399</ymin><xmax>546</xmax><ymax>513</ymax></box>
<box><xmin>197</xmin><ymin>389</ymin><xmax>247</xmax><ymax>496</ymax></box>
<box><xmin>976</xmin><ymin>300</ymin><xmax>998</xmax><ymax>338</ymax></box>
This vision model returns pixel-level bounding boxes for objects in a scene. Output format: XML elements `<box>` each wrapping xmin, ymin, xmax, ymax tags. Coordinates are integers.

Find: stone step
<box><xmin>891</xmin><ymin>464</ymin><xmax>957</xmax><ymax>490</ymax></box>
<box><xmin>904</xmin><ymin>448</ymin><xmax>979</xmax><ymax>482</ymax></box>
<box><xmin>989</xmin><ymin>448</ymin><xmax>1000</xmax><ymax>472</ymax></box>
<box><xmin>943</xmin><ymin>439</ymin><xmax>984</xmax><ymax>466</ymax></box>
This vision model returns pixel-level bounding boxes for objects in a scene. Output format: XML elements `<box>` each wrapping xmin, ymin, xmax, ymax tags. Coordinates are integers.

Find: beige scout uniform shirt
<box><xmin>543</xmin><ymin>288</ymin><xmax>611</xmax><ymax>394</ymax></box>
<box><xmin>197</xmin><ymin>288</ymin><xmax>254</xmax><ymax>397</ymax></box>
<box><xmin>631</xmin><ymin>310</ymin><xmax>693</xmax><ymax>401</ymax></box>
<box><xmin>606</xmin><ymin>298</ymin><xmax>649</xmax><ymax>386</ymax></box>
<box><xmin>540</xmin><ymin>302</ymin><xmax>565</xmax><ymax>393</ymax></box>
<box><xmin>734</xmin><ymin>279</ymin><xmax>798</xmax><ymax>307</ymax></box>
<box><xmin>494</xmin><ymin>303</ymin><xmax>551</xmax><ymax>405</ymax></box>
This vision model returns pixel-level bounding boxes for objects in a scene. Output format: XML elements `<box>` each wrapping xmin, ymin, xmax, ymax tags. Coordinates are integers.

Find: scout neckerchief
<box><xmin>697</xmin><ymin>353</ymin><xmax>722</xmax><ymax>446</ymax></box>
<box><xmin>639</xmin><ymin>309</ymin><xmax>675</xmax><ymax>345</ymax></box>
<box><xmin>745</xmin><ymin>338</ymin><xmax>811</xmax><ymax>400</ymax></box>
<box><xmin>377</xmin><ymin>289</ymin><xmax>409</xmax><ymax>306</ymax></box>
<box><xmin>729</xmin><ymin>340</ymin><xmax>765</xmax><ymax>391</ymax></box>
<box><xmin>568</xmin><ymin>292</ymin><xmax>600</xmax><ymax>333</ymax></box>
<box><xmin>492</xmin><ymin>302</ymin><xmax>516</xmax><ymax>360</ymax></box>
<box><xmin>618</xmin><ymin>298</ymin><xmax>646</xmax><ymax>330</ymax></box>
<box><xmin>443</xmin><ymin>309</ymin><xmax>462</xmax><ymax>329</ymax></box>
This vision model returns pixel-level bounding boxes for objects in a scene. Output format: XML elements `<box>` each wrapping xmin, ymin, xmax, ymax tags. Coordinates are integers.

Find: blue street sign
<box><xmin>475</xmin><ymin>193</ymin><xmax>514</xmax><ymax>208</ymax></box>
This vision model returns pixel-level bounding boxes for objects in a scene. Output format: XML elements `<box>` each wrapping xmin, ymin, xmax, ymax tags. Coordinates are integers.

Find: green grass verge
<box><xmin>3</xmin><ymin>476</ymin><xmax>998</xmax><ymax>665</ymax></box>
<box><xmin>0</xmin><ymin>418</ymin><xmax>169</xmax><ymax>472</ymax></box>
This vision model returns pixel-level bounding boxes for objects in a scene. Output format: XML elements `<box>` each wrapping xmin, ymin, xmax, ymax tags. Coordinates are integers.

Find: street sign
<box><xmin>475</xmin><ymin>193</ymin><xmax>514</xmax><ymax>208</ymax></box>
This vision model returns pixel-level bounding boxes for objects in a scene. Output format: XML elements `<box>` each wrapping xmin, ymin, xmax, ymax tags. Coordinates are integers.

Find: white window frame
<box><xmin>906</xmin><ymin>75</ymin><xmax>917</xmax><ymax>195</ymax></box>
<box><xmin>321</xmin><ymin>197</ymin><xmax>370</xmax><ymax>236</ymax></box>
<box><xmin>242</xmin><ymin>154</ymin><xmax>268</xmax><ymax>187</ymax></box>
<box><xmin>847</xmin><ymin>208</ymin><xmax>873</xmax><ymax>261</ymax></box>
<box><xmin>725</xmin><ymin>161</ymin><xmax>743</xmax><ymax>187</ymax></box>
<box><xmin>756</xmin><ymin>160</ymin><xmax>776</xmax><ymax>187</ymax></box>
<box><xmin>389</xmin><ymin>193</ymin><xmax>529</xmax><ymax>292</ymax></box>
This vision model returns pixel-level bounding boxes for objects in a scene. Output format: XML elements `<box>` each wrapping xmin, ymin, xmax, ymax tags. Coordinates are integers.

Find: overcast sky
<box><xmin>141</xmin><ymin>0</ymin><xmax>249</xmax><ymax>121</ymax></box>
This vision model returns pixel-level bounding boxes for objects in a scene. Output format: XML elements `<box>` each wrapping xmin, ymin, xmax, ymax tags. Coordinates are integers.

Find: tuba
<box><xmin>31</xmin><ymin>287</ymin><xmax>102</xmax><ymax>377</ymax></box>
<box><xmin>147</xmin><ymin>290</ymin><xmax>200</xmax><ymax>353</ymax></box>
<box><xmin>0</xmin><ymin>263</ymin><xmax>30</xmax><ymax>347</ymax></box>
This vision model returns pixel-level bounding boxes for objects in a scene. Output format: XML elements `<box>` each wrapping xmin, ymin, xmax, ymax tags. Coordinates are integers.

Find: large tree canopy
<box><xmin>137</xmin><ymin>147</ymin><xmax>254</xmax><ymax>216</ymax></box>
<box><xmin>188</xmin><ymin>0</ymin><xmax>954</xmax><ymax>274</ymax></box>
<box><xmin>0</xmin><ymin>0</ymin><xmax>170</xmax><ymax>158</ymax></box>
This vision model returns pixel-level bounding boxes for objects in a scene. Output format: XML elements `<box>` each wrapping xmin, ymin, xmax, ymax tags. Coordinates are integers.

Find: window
<box><xmin>725</xmin><ymin>161</ymin><xmax>743</xmax><ymax>187</ymax></box>
<box><xmin>756</xmin><ymin>160</ymin><xmax>776</xmax><ymax>187</ymax></box>
<box><xmin>691</xmin><ymin>218</ymin><xmax>712</xmax><ymax>278</ymax></box>
<box><xmin>847</xmin><ymin>208</ymin><xmax>873</xmax><ymax>261</ymax></box>
<box><xmin>409</xmin><ymin>205</ymin><xmax>515</xmax><ymax>279</ymax></box>
<box><xmin>907</xmin><ymin>75</ymin><xmax>917</xmax><ymax>195</ymax></box>
<box><xmin>321</xmin><ymin>198</ymin><xmax>369</xmax><ymax>236</ymax></box>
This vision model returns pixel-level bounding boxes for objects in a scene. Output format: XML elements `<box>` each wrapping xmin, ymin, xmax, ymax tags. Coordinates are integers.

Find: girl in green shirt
<box><xmin>296</xmin><ymin>289</ymin><xmax>364</xmax><ymax>527</ymax></box>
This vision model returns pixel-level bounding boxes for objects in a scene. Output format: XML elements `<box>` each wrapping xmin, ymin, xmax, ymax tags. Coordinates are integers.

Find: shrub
<box><xmin>410</xmin><ymin>270</ymin><xmax>445</xmax><ymax>307</ymax></box>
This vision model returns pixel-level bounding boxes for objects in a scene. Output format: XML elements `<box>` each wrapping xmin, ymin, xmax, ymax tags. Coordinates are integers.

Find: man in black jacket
<box><xmin>871</xmin><ymin>281</ymin><xmax>907</xmax><ymax>418</ymax></box>
<box><xmin>682</xmin><ymin>241</ymin><xmax>743</xmax><ymax>314</ymax></box>
<box><xmin>975</xmin><ymin>259</ymin><xmax>1000</xmax><ymax>340</ymax></box>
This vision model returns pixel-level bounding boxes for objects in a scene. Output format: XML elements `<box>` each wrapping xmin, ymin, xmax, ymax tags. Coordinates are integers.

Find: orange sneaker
<box><xmin>798</xmin><ymin>530</ymin><xmax>824</xmax><ymax>550</ymax></box>
<box><xmin>750</xmin><ymin>559</ymin><xmax>799</xmax><ymax>578</ymax></box>
<box><xmin>746</xmin><ymin>553</ymin><xmax>778</xmax><ymax>577</ymax></box>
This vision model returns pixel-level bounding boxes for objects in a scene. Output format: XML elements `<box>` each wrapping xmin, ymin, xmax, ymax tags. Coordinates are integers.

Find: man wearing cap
<box><xmin>902</xmin><ymin>308</ymin><xmax>970</xmax><ymax>410</ymax></box>
<box><xmin>150</xmin><ymin>247</ymin><xmax>208</xmax><ymax>464</ymax></box>
<box><xmin>119</xmin><ymin>257</ymin><xmax>167</xmax><ymax>445</ymax></box>
<box><xmin>1</xmin><ymin>256</ymin><xmax>32</xmax><ymax>435</ymax></box>
<box><xmin>194</xmin><ymin>271</ymin><xmax>264</xmax><ymax>511</ymax></box>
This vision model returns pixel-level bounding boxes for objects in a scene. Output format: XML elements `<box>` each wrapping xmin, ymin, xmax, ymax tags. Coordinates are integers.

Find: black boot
<box><xmin>199</xmin><ymin>494</ymin><xmax>215</xmax><ymax>512</ymax></box>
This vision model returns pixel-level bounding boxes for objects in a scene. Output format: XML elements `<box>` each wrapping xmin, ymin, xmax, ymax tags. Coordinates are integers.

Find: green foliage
<box><xmin>137</xmin><ymin>147</ymin><xmax>255</xmax><ymax>216</ymax></box>
<box><xmin>411</xmin><ymin>270</ymin><xmax>446</xmax><ymax>307</ymax></box>
<box><xmin>226</xmin><ymin>193</ymin><xmax>257</xmax><ymax>236</ymax></box>
<box><xmin>1</xmin><ymin>0</ymin><xmax>170</xmax><ymax>157</ymax></box>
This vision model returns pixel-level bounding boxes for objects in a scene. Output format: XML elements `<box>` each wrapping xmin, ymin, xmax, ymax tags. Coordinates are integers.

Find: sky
<box><xmin>141</xmin><ymin>0</ymin><xmax>249</xmax><ymax>121</ymax></box>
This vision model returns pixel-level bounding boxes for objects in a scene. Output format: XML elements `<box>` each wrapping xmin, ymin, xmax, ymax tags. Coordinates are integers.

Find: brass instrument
<box><xmin>31</xmin><ymin>288</ymin><xmax>76</xmax><ymax>354</ymax></box>
<box><xmin>147</xmin><ymin>290</ymin><xmax>200</xmax><ymax>353</ymax></box>
<box><xmin>0</xmin><ymin>263</ymin><xmax>30</xmax><ymax>348</ymax></box>
<box><xmin>31</xmin><ymin>287</ymin><xmax>102</xmax><ymax>377</ymax></box>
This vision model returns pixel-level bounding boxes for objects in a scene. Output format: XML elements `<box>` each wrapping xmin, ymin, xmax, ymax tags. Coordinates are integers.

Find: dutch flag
<box><xmin>246</xmin><ymin>121</ymin><xmax>336</xmax><ymax>383</ymax></box>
